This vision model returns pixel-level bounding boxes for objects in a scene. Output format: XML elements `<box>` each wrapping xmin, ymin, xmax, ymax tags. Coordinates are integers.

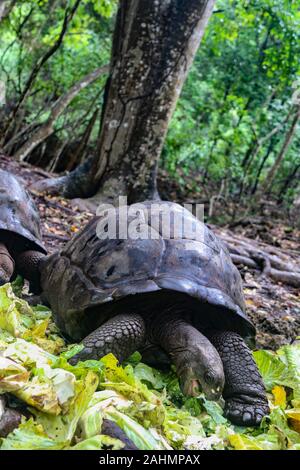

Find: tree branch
<box><xmin>14</xmin><ymin>65</ymin><xmax>108</xmax><ymax>161</ymax></box>
<box><xmin>1</xmin><ymin>0</ymin><xmax>82</xmax><ymax>145</ymax></box>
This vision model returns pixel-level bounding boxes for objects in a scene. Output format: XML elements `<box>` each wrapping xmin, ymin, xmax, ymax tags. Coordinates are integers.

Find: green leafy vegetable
<box><xmin>0</xmin><ymin>284</ymin><xmax>299</xmax><ymax>451</ymax></box>
<box><xmin>70</xmin><ymin>435</ymin><xmax>124</xmax><ymax>450</ymax></box>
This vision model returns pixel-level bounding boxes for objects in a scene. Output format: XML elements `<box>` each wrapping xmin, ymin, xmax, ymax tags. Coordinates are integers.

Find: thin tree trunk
<box><xmin>64</xmin><ymin>107</ymin><xmax>99</xmax><ymax>171</ymax></box>
<box><xmin>241</xmin><ymin>138</ymin><xmax>257</xmax><ymax>169</ymax></box>
<box><xmin>32</xmin><ymin>0</ymin><xmax>216</xmax><ymax>204</ymax></box>
<box><xmin>260</xmin><ymin>106</ymin><xmax>300</xmax><ymax>194</ymax></box>
<box><xmin>239</xmin><ymin>105</ymin><xmax>294</xmax><ymax>199</ymax></box>
<box><xmin>13</xmin><ymin>65</ymin><xmax>108</xmax><ymax>161</ymax></box>
<box><xmin>250</xmin><ymin>137</ymin><xmax>276</xmax><ymax>195</ymax></box>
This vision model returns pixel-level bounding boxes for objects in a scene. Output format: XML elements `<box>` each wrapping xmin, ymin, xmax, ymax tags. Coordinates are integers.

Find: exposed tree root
<box><xmin>260</xmin><ymin>256</ymin><xmax>300</xmax><ymax>288</ymax></box>
<box><xmin>30</xmin><ymin>176</ymin><xmax>300</xmax><ymax>288</ymax></box>
<box><xmin>218</xmin><ymin>230</ymin><xmax>300</xmax><ymax>287</ymax></box>
<box><xmin>230</xmin><ymin>254</ymin><xmax>258</xmax><ymax>269</ymax></box>
<box><xmin>27</xmin><ymin>162</ymin><xmax>300</xmax><ymax>289</ymax></box>
<box><xmin>30</xmin><ymin>157</ymin><xmax>97</xmax><ymax>198</ymax></box>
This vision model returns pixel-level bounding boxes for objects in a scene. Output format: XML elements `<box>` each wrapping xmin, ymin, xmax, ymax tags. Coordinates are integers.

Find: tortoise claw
<box><xmin>69</xmin><ymin>347</ymin><xmax>94</xmax><ymax>365</ymax></box>
<box><xmin>224</xmin><ymin>398</ymin><xmax>269</xmax><ymax>426</ymax></box>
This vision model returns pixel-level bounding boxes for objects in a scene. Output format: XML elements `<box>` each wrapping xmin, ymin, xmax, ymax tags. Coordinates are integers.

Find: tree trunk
<box><xmin>32</xmin><ymin>0</ymin><xmax>216</xmax><ymax>204</ymax></box>
<box><xmin>65</xmin><ymin>107</ymin><xmax>99</xmax><ymax>171</ymax></box>
<box><xmin>260</xmin><ymin>106</ymin><xmax>300</xmax><ymax>194</ymax></box>
<box><xmin>277</xmin><ymin>162</ymin><xmax>300</xmax><ymax>202</ymax></box>
<box><xmin>250</xmin><ymin>137</ymin><xmax>276</xmax><ymax>195</ymax></box>
<box><xmin>12</xmin><ymin>66</ymin><xmax>108</xmax><ymax>162</ymax></box>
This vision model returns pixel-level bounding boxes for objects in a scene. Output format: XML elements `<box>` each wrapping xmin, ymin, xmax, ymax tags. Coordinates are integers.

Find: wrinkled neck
<box><xmin>150</xmin><ymin>310</ymin><xmax>221</xmax><ymax>365</ymax></box>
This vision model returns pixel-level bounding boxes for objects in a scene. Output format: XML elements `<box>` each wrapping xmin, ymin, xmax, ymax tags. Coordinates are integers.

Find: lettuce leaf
<box><xmin>99</xmin><ymin>354</ymin><xmax>165</xmax><ymax>426</ymax></box>
<box><xmin>104</xmin><ymin>407</ymin><xmax>171</xmax><ymax>450</ymax></box>
<box><xmin>0</xmin><ymin>419</ymin><xmax>66</xmax><ymax>450</ymax></box>
<box><xmin>70</xmin><ymin>435</ymin><xmax>124</xmax><ymax>450</ymax></box>
<box><xmin>1</xmin><ymin>284</ymin><xmax>300</xmax><ymax>451</ymax></box>
<box><xmin>254</xmin><ymin>345</ymin><xmax>300</xmax><ymax>403</ymax></box>
<box><xmin>278</xmin><ymin>344</ymin><xmax>300</xmax><ymax>402</ymax></box>
<box><xmin>133</xmin><ymin>362</ymin><xmax>167</xmax><ymax>390</ymax></box>
<box><xmin>0</xmin><ymin>339</ymin><xmax>76</xmax><ymax>414</ymax></box>
<box><xmin>0</xmin><ymin>284</ymin><xmax>31</xmax><ymax>338</ymax></box>
<box><xmin>0</xmin><ymin>284</ymin><xmax>64</xmax><ymax>354</ymax></box>
<box><xmin>229</xmin><ymin>433</ymin><xmax>281</xmax><ymax>450</ymax></box>
<box><xmin>32</xmin><ymin>371</ymin><xmax>98</xmax><ymax>443</ymax></box>
<box><xmin>0</xmin><ymin>356</ymin><xmax>29</xmax><ymax>391</ymax></box>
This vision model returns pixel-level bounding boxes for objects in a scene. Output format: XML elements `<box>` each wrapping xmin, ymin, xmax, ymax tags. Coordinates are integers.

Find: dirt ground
<box><xmin>1</xmin><ymin>154</ymin><xmax>299</xmax><ymax>350</ymax></box>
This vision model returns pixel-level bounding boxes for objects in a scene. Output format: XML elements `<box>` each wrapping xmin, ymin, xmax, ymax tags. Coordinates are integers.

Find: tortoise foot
<box><xmin>224</xmin><ymin>396</ymin><xmax>269</xmax><ymax>426</ymax></box>
<box><xmin>209</xmin><ymin>331</ymin><xmax>270</xmax><ymax>426</ymax></box>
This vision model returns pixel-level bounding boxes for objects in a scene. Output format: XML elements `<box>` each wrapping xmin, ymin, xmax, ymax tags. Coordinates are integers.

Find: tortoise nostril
<box><xmin>106</xmin><ymin>266</ymin><xmax>115</xmax><ymax>277</ymax></box>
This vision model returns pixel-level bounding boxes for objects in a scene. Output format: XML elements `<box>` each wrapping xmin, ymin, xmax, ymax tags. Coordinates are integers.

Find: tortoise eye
<box><xmin>204</xmin><ymin>371</ymin><xmax>215</xmax><ymax>385</ymax></box>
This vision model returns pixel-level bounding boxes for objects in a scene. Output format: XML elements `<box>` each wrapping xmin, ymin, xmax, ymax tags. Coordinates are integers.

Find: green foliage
<box><xmin>0</xmin><ymin>0</ymin><xmax>299</xmax><ymax>208</ymax></box>
<box><xmin>0</xmin><ymin>0</ymin><xmax>116</xmax><ymax>146</ymax></box>
<box><xmin>0</xmin><ymin>284</ymin><xmax>300</xmax><ymax>450</ymax></box>
<box><xmin>164</xmin><ymin>0</ymin><xmax>300</xmax><ymax>206</ymax></box>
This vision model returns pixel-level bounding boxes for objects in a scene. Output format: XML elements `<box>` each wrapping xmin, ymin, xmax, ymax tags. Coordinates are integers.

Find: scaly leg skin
<box><xmin>0</xmin><ymin>243</ymin><xmax>15</xmax><ymax>285</ymax></box>
<box><xmin>209</xmin><ymin>331</ymin><xmax>270</xmax><ymax>426</ymax></box>
<box><xmin>69</xmin><ymin>313</ymin><xmax>146</xmax><ymax>365</ymax></box>
<box><xmin>15</xmin><ymin>250</ymin><xmax>45</xmax><ymax>294</ymax></box>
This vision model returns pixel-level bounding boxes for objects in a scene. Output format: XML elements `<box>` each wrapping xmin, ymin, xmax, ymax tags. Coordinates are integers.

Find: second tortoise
<box><xmin>0</xmin><ymin>169</ymin><xmax>46</xmax><ymax>292</ymax></box>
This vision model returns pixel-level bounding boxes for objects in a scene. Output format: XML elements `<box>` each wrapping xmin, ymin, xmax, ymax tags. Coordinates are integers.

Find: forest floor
<box><xmin>1</xmin><ymin>154</ymin><xmax>299</xmax><ymax>351</ymax></box>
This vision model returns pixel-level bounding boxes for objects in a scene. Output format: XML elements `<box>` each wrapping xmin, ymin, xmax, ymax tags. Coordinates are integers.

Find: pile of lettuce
<box><xmin>0</xmin><ymin>283</ymin><xmax>299</xmax><ymax>450</ymax></box>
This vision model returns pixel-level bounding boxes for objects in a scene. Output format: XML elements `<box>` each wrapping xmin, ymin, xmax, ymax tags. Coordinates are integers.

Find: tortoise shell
<box><xmin>40</xmin><ymin>201</ymin><xmax>255</xmax><ymax>340</ymax></box>
<box><xmin>0</xmin><ymin>169</ymin><xmax>46</xmax><ymax>253</ymax></box>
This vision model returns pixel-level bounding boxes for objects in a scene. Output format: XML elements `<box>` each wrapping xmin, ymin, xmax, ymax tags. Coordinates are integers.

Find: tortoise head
<box><xmin>173</xmin><ymin>327</ymin><xmax>225</xmax><ymax>401</ymax></box>
<box><xmin>179</xmin><ymin>355</ymin><xmax>225</xmax><ymax>401</ymax></box>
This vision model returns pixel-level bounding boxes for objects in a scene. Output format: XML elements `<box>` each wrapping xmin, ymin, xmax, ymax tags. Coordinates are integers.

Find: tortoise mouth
<box><xmin>182</xmin><ymin>378</ymin><xmax>201</xmax><ymax>397</ymax></box>
<box><xmin>204</xmin><ymin>385</ymin><xmax>223</xmax><ymax>401</ymax></box>
<box><xmin>182</xmin><ymin>378</ymin><xmax>223</xmax><ymax>400</ymax></box>
<box><xmin>180</xmin><ymin>363</ymin><xmax>224</xmax><ymax>401</ymax></box>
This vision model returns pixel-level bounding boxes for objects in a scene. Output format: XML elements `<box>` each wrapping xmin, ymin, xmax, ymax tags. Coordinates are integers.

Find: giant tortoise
<box><xmin>40</xmin><ymin>201</ymin><xmax>269</xmax><ymax>426</ymax></box>
<box><xmin>0</xmin><ymin>169</ymin><xmax>46</xmax><ymax>292</ymax></box>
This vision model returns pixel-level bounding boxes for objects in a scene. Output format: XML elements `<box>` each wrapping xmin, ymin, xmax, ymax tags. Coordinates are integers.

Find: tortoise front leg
<box><xmin>69</xmin><ymin>313</ymin><xmax>146</xmax><ymax>365</ymax></box>
<box><xmin>15</xmin><ymin>250</ymin><xmax>45</xmax><ymax>294</ymax></box>
<box><xmin>209</xmin><ymin>331</ymin><xmax>269</xmax><ymax>426</ymax></box>
<box><xmin>0</xmin><ymin>243</ymin><xmax>15</xmax><ymax>285</ymax></box>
